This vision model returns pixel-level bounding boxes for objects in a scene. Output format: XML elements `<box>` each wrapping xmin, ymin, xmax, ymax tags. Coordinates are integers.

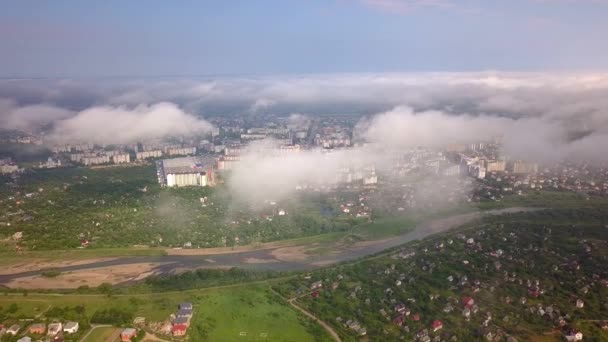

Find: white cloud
<box><xmin>49</xmin><ymin>102</ymin><xmax>213</xmax><ymax>144</ymax></box>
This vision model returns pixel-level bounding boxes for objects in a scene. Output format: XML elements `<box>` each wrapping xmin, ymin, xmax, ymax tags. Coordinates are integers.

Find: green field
<box><xmin>82</xmin><ymin>326</ymin><xmax>119</xmax><ymax>342</ymax></box>
<box><xmin>189</xmin><ymin>286</ymin><xmax>330</xmax><ymax>341</ymax></box>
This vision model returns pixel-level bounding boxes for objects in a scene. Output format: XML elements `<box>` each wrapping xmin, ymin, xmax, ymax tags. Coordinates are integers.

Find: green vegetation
<box><xmin>189</xmin><ymin>286</ymin><xmax>330</xmax><ymax>341</ymax></box>
<box><xmin>0</xmin><ymin>165</ymin><xmax>378</xmax><ymax>252</ymax></box>
<box><xmin>273</xmin><ymin>208</ymin><xmax>608</xmax><ymax>341</ymax></box>
<box><xmin>40</xmin><ymin>268</ymin><xmax>61</xmax><ymax>278</ymax></box>
<box><xmin>141</xmin><ymin>267</ymin><xmax>283</xmax><ymax>292</ymax></box>
<box><xmin>0</xmin><ymin>284</ymin><xmax>330</xmax><ymax>341</ymax></box>
<box><xmin>81</xmin><ymin>326</ymin><xmax>119</xmax><ymax>342</ymax></box>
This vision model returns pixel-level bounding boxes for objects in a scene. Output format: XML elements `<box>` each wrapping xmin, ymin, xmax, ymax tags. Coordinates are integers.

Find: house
<box><xmin>179</xmin><ymin>302</ymin><xmax>193</xmax><ymax>310</ymax></box>
<box><xmin>17</xmin><ymin>337</ymin><xmax>32</xmax><ymax>342</ymax></box>
<box><xmin>431</xmin><ymin>320</ymin><xmax>443</xmax><ymax>332</ymax></box>
<box><xmin>121</xmin><ymin>328</ymin><xmax>137</xmax><ymax>341</ymax></box>
<box><xmin>576</xmin><ymin>299</ymin><xmax>584</xmax><ymax>308</ymax></box>
<box><xmin>29</xmin><ymin>323</ymin><xmax>46</xmax><ymax>334</ymax></box>
<box><xmin>393</xmin><ymin>315</ymin><xmax>405</xmax><ymax>326</ymax></box>
<box><xmin>462</xmin><ymin>296</ymin><xmax>475</xmax><ymax>308</ymax></box>
<box><xmin>311</xmin><ymin>291</ymin><xmax>320</xmax><ymax>298</ymax></box>
<box><xmin>63</xmin><ymin>322</ymin><xmax>79</xmax><ymax>333</ymax></box>
<box><xmin>172</xmin><ymin>323</ymin><xmax>188</xmax><ymax>336</ymax></box>
<box><xmin>7</xmin><ymin>324</ymin><xmax>20</xmax><ymax>335</ymax></box>
<box><xmin>173</xmin><ymin>317</ymin><xmax>189</xmax><ymax>326</ymax></box>
<box><xmin>176</xmin><ymin>309</ymin><xmax>192</xmax><ymax>318</ymax></box>
<box><xmin>310</xmin><ymin>280</ymin><xmax>323</xmax><ymax>290</ymax></box>
<box><xmin>48</xmin><ymin>322</ymin><xmax>62</xmax><ymax>336</ymax></box>
<box><xmin>564</xmin><ymin>328</ymin><xmax>583</xmax><ymax>341</ymax></box>
<box><xmin>394</xmin><ymin>303</ymin><xmax>410</xmax><ymax>315</ymax></box>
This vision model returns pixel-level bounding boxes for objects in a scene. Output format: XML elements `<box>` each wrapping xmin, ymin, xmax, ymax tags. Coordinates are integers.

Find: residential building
<box><xmin>47</xmin><ymin>322</ymin><xmax>62</xmax><ymax>336</ymax></box>
<box><xmin>121</xmin><ymin>328</ymin><xmax>137</xmax><ymax>341</ymax></box>
<box><xmin>63</xmin><ymin>322</ymin><xmax>79</xmax><ymax>333</ymax></box>
<box><xmin>29</xmin><ymin>323</ymin><xmax>46</xmax><ymax>334</ymax></box>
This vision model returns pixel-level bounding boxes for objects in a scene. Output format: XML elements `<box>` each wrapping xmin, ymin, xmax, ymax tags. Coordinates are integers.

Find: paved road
<box><xmin>0</xmin><ymin>207</ymin><xmax>534</xmax><ymax>286</ymax></box>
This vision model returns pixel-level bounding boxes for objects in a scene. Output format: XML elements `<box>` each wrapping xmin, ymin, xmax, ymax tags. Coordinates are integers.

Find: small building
<box><xmin>173</xmin><ymin>317</ymin><xmax>189</xmax><ymax>326</ymax></box>
<box><xmin>121</xmin><ymin>328</ymin><xmax>137</xmax><ymax>341</ymax></box>
<box><xmin>176</xmin><ymin>308</ymin><xmax>192</xmax><ymax>318</ymax></box>
<box><xmin>63</xmin><ymin>321</ymin><xmax>79</xmax><ymax>333</ymax></box>
<box><xmin>564</xmin><ymin>329</ymin><xmax>583</xmax><ymax>341</ymax></box>
<box><xmin>47</xmin><ymin>322</ymin><xmax>62</xmax><ymax>336</ymax></box>
<box><xmin>310</xmin><ymin>280</ymin><xmax>323</xmax><ymax>290</ymax></box>
<box><xmin>431</xmin><ymin>320</ymin><xmax>443</xmax><ymax>332</ymax></box>
<box><xmin>17</xmin><ymin>337</ymin><xmax>32</xmax><ymax>342</ymax></box>
<box><xmin>576</xmin><ymin>299</ymin><xmax>584</xmax><ymax>308</ymax></box>
<box><xmin>172</xmin><ymin>323</ymin><xmax>188</xmax><ymax>336</ymax></box>
<box><xmin>7</xmin><ymin>324</ymin><xmax>21</xmax><ymax>335</ymax></box>
<box><xmin>462</xmin><ymin>296</ymin><xmax>475</xmax><ymax>308</ymax></box>
<box><xmin>29</xmin><ymin>323</ymin><xmax>46</xmax><ymax>334</ymax></box>
<box><xmin>179</xmin><ymin>302</ymin><xmax>193</xmax><ymax>310</ymax></box>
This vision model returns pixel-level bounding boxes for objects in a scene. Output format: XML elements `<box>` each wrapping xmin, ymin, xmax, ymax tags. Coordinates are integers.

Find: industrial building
<box><xmin>157</xmin><ymin>156</ymin><xmax>215</xmax><ymax>187</ymax></box>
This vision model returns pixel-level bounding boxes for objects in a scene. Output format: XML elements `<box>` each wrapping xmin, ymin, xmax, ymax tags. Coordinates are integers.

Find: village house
<box><xmin>16</xmin><ymin>337</ymin><xmax>32</xmax><ymax>342</ymax></box>
<box><xmin>179</xmin><ymin>302</ymin><xmax>193</xmax><ymax>310</ymax></box>
<box><xmin>563</xmin><ymin>328</ymin><xmax>583</xmax><ymax>341</ymax></box>
<box><xmin>29</xmin><ymin>323</ymin><xmax>46</xmax><ymax>334</ymax></box>
<box><xmin>310</xmin><ymin>280</ymin><xmax>323</xmax><ymax>290</ymax></box>
<box><xmin>48</xmin><ymin>322</ymin><xmax>62</xmax><ymax>336</ymax></box>
<box><xmin>176</xmin><ymin>308</ymin><xmax>193</xmax><ymax>318</ymax></box>
<box><xmin>7</xmin><ymin>324</ymin><xmax>20</xmax><ymax>335</ymax></box>
<box><xmin>431</xmin><ymin>320</ymin><xmax>443</xmax><ymax>332</ymax></box>
<box><xmin>63</xmin><ymin>321</ymin><xmax>79</xmax><ymax>333</ymax></box>
<box><xmin>121</xmin><ymin>327</ymin><xmax>137</xmax><ymax>341</ymax></box>
<box><xmin>172</xmin><ymin>323</ymin><xmax>188</xmax><ymax>336</ymax></box>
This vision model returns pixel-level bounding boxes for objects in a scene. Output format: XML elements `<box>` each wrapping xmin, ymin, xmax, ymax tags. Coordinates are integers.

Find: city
<box><xmin>2</xmin><ymin>1</ymin><xmax>608</xmax><ymax>342</ymax></box>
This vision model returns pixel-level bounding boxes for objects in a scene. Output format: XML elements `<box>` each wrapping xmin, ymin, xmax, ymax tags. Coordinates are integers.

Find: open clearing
<box><xmin>82</xmin><ymin>326</ymin><xmax>119</xmax><ymax>342</ymax></box>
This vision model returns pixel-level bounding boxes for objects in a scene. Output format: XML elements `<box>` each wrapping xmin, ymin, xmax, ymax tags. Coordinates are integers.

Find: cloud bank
<box><xmin>2</xmin><ymin>72</ymin><xmax>608</xmax><ymax>159</ymax></box>
<box><xmin>48</xmin><ymin>102</ymin><xmax>213</xmax><ymax>144</ymax></box>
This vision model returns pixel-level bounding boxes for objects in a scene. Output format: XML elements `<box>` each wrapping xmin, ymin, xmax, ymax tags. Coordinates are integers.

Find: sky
<box><xmin>1</xmin><ymin>0</ymin><xmax>608</xmax><ymax>77</ymax></box>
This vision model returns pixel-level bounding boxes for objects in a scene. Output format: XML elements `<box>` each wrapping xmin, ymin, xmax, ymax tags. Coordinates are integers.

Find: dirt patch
<box><xmin>270</xmin><ymin>245</ymin><xmax>312</xmax><ymax>262</ymax></box>
<box><xmin>242</xmin><ymin>257</ymin><xmax>278</xmax><ymax>264</ymax></box>
<box><xmin>3</xmin><ymin>262</ymin><xmax>167</xmax><ymax>289</ymax></box>
<box><xmin>0</xmin><ymin>258</ymin><xmax>118</xmax><ymax>275</ymax></box>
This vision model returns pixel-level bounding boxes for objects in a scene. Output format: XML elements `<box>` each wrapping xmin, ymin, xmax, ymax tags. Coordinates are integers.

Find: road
<box><xmin>0</xmin><ymin>207</ymin><xmax>535</xmax><ymax>287</ymax></box>
<box><xmin>271</xmin><ymin>288</ymin><xmax>342</xmax><ymax>342</ymax></box>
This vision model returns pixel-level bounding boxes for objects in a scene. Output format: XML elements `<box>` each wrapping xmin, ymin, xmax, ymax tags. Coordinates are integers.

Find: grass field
<box><xmin>0</xmin><ymin>284</ymin><xmax>329</xmax><ymax>341</ymax></box>
<box><xmin>188</xmin><ymin>286</ymin><xmax>327</xmax><ymax>341</ymax></box>
<box><xmin>82</xmin><ymin>326</ymin><xmax>119</xmax><ymax>342</ymax></box>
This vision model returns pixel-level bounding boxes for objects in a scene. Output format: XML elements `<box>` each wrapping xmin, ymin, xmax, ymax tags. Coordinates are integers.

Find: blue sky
<box><xmin>1</xmin><ymin>0</ymin><xmax>607</xmax><ymax>77</ymax></box>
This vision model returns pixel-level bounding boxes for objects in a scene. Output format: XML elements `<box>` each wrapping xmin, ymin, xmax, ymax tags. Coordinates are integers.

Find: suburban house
<box><xmin>178</xmin><ymin>302</ymin><xmax>193</xmax><ymax>310</ymax></box>
<box><xmin>564</xmin><ymin>328</ymin><xmax>583</xmax><ymax>341</ymax></box>
<box><xmin>310</xmin><ymin>280</ymin><xmax>323</xmax><ymax>290</ymax></box>
<box><xmin>172</xmin><ymin>323</ymin><xmax>188</xmax><ymax>336</ymax></box>
<box><xmin>7</xmin><ymin>324</ymin><xmax>20</xmax><ymax>335</ymax></box>
<box><xmin>47</xmin><ymin>322</ymin><xmax>62</xmax><ymax>336</ymax></box>
<box><xmin>176</xmin><ymin>308</ymin><xmax>192</xmax><ymax>318</ymax></box>
<box><xmin>462</xmin><ymin>296</ymin><xmax>475</xmax><ymax>308</ymax></box>
<box><xmin>121</xmin><ymin>328</ymin><xmax>137</xmax><ymax>341</ymax></box>
<box><xmin>63</xmin><ymin>321</ymin><xmax>79</xmax><ymax>333</ymax></box>
<box><xmin>29</xmin><ymin>323</ymin><xmax>46</xmax><ymax>334</ymax></box>
<box><xmin>432</xmin><ymin>320</ymin><xmax>443</xmax><ymax>332</ymax></box>
<box><xmin>173</xmin><ymin>317</ymin><xmax>189</xmax><ymax>326</ymax></box>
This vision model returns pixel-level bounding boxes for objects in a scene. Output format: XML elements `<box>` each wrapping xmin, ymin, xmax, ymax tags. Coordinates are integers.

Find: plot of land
<box><xmin>82</xmin><ymin>326</ymin><xmax>119</xmax><ymax>342</ymax></box>
<box><xmin>189</xmin><ymin>286</ymin><xmax>324</xmax><ymax>341</ymax></box>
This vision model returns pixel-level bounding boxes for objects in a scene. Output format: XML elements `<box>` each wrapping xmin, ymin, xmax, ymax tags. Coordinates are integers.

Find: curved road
<box><xmin>0</xmin><ymin>207</ymin><xmax>533</xmax><ymax>286</ymax></box>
